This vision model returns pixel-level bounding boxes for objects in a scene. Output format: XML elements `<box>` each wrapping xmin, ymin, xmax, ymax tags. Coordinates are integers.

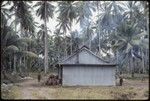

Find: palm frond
<box><xmin>125</xmin><ymin>43</ymin><xmax>132</xmax><ymax>53</ymax></box>
<box><xmin>5</xmin><ymin>45</ymin><xmax>19</xmax><ymax>52</ymax></box>
<box><xmin>23</xmin><ymin>51</ymin><xmax>38</xmax><ymax>58</ymax></box>
<box><xmin>36</xmin><ymin>1</ymin><xmax>55</xmax><ymax>21</ymax></box>
<box><xmin>19</xmin><ymin>37</ymin><xmax>34</xmax><ymax>44</ymax></box>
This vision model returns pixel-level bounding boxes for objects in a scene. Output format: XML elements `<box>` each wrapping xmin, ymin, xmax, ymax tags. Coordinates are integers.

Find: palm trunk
<box><xmin>9</xmin><ymin>56</ymin><xmax>12</xmax><ymax>72</ymax></box>
<box><xmin>20</xmin><ymin>23</ymin><xmax>27</xmax><ymax>75</ymax></box>
<box><xmin>142</xmin><ymin>50</ymin><xmax>145</xmax><ymax>74</ymax></box>
<box><xmin>44</xmin><ymin>3</ymin><xmax>48</xmax><ymax>74</ymax></box>
<box><xmin>13</xmin><ymin>12</ymin><xmax>17</xmax><ymax>74</ymax></box>
<box><xmin>13</xmin><ymin>54</ymin><xmax>17</xmax><ymax>73</ymax></box>
<box><xmin>44</xmin><ymin>23</ymin><xmax>48</xmax><ymax>74</ymax></box>
<box><xmin>146</xmin><ymin>9</ymin><xmax>149</xmax><ymax>74</ymax></box>
<box><xmin>76</xmin><ymin>52</ymin><xmax>79</xmax><ymax>64</ymax></box>
<box><xmin>128</xmin><ymin>57</ymin><xmax>130</xmax><ymax>74</ymax></box>
<box><xmin>97</xmin><ymin>3</ymin><xmax>101</xmax><ymax>56</ymax></box>
<box><xmin>133</xmin><ymin>57</ymin><xmax>135</xmax><ymax>77</ymax></box>
<box><xmin>146</xmin><ymin>49</ymin><xmax>149</xmax><ymax>73</ymax></box>
<box><xmin>58</xmin><ymin>45</ymin><xmax>60</xmax><ymax>59</ymax></box>
<box><xmin>89</xmin><ymin>33</ymin><xmax>91</xmax><ymax>50</ymax></box>
<box><xmin>19</xmin><ymin>57</ymin><xmax>22</xmax><ymax>73</ymax></box>
<box><xmin>89</xmin><ymin>40</ymin><xmax>91</xmax><ymax>50</ymax></box>
<box><xmin>116</xmin><ymin>50</ymin><xmax>119</xmax><ymax>73</ymax></box>
<box><xmin>146</xmin><ymin>2</ymin><xmax>149</xmax><ymax>37</ymax></box>
<box><xmin>27</xmin><ymin>57</ymin><xmax>31</xmax><ymax>76</ymax></box>
<box><xmin>64</xmin><ymin>32</ymin><xmax>67</xmax><ymax>57</ymax></box>
<box><xmin>77</xmin><ymin>37</ymin><xmax>79</xmax><ymax>64</ymax></box>
<box><xmin>129</xmin><ymin>57</ymin><xmax>131</xmax><ymax>76</ymax></box>
<box><xmin>98</xmin><ymin>26</ymin><xmax>101</xmax><ymax>55</ymax></box>
<box><xmin>19</xmin><ymin>23</ymin><xmax>23</xmax><ymax>74</ymax></box>
<box><xmin>24</xmin><ymin>39</ymin><xmax>27</xmax><ymax>70</ymax></box>
<box><xmin>130</xmin><ymin>57</ymin><xmax>134</xmax><ymax>78</ymax></box>
<box><xmin>70</xmin><ymin>26</ymin><xmax>72</xmax><ymax>55</ymax></box>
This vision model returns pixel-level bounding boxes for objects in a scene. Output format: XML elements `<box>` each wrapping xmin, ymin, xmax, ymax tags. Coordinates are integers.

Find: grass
<box><xmin>45</xmin><ymin>85</ymin><xmax>148</xmax><ymax>99</ymax></box>
<box><xmin>32</xmin><ymin>92</ymin><xmax>46</xmax><ymax>99</ymax></box>
<box><xmin>31</xmin><ymin>88</ymin><xmax>46</xmax><ymax>99</ymax></box>
<box><xmin>110</xmin><ymin>86</ymin><xmax>137</xmax><ymax>99</ymax></box>
<box><xmin>32</xmin><ymin>89</ymin><xmax>39</xmax><ymax>97</ymax></box>
<box><xmin>122</xmin><ymin>73</ymin><xmax>149</xmax><ymax>80</ymax></box>
<box><xmin>11</xmin><ymin>86</ymin><xmax>22</xmax><ymax>99</ymax></box>
<box><xmin>1</xmin><ymin>86</ymin><xmax>21</xmax><ymax>99</ymax></box>
<box><xmin>144</xmin><ymin>90</ymin><xmax>149</xmax><ymax>97</ymax></box>
<box><xmin>3</xmin><ymin>85</ymin><xmax>148</xmax><ymax>100</ymax></box>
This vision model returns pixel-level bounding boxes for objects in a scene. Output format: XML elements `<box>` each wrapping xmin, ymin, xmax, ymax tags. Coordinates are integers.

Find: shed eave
<box><xmin>57</xmin><ymin>64</ymin><xmax>116</xmax><ymax>67</ymax></box>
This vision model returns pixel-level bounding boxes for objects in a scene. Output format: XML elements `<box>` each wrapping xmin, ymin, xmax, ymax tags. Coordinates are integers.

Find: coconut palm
<box><xmin>140</xmin><ymin>1</ymin><xmax>149</xmax><ymax>73</ymax></box>
<box><xmin>81</xmin><ymin>21</ymin><xmax>94</xmax><ymax>50</ymax></box>
<box><xmin>8</xmin><ymin>1</ymin><xmax>36</xmax><ymax>75</ymax></box>
<box><xmin>76</xmin><ymin>1</ymin><xmax>95</xmax><ymax>27</ymax></box>
<box><xmin>35</xmin><ymin>24</ymin><xmax>52</xmax><ymax>63</ymax></box>
<box><xmin>75</xmin><ymin>1</ymin><xmax>95</xmax><ymax>51</ymax></box>
<box><xmin>111</xmin><ymin>20</ymin><xmax>148</xmax><ymax>77</ymax></box>
<box><xmin>122</xmin><ymin>1</ymin><xmax>149</xmax><ymax>74</ymax></box>
<box><xmin>9</xmin><ymin>1</ymin><xmax>35</xmax><ymax>33</ymax></box>
<box><xmin>95</xmin><ymin>1</ymin><xmax>124</xmax><ymax>55</ymax></box>
<box><xmin>53</xmin><ymin>29</ymin><xmax>64</xmax><ymax>59</ymax></box>
<box><xmin>56</xmin><ymin>1</ymin><xmax>77</xmax><ymax>55</ymax></box>
<box><xmin>70</xmin><ymin>30</ymin><xmax>81</xmax><ymax>52</ymax></box>
<box><xmin>34</xmin><ymin>1</ymin><xmax>54</xmax><ymax>73</ymax></box>
<box><xmin>1</xmin><ymin>23</ymin><xmax>38</xmax><ymax>75</ymax></box>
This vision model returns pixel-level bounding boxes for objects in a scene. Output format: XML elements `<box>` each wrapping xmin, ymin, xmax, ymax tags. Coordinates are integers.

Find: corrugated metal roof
<box><xmin>58</xmin><ymin>45</ymin><xmax>115</xmax><ymax>65</ymax></box>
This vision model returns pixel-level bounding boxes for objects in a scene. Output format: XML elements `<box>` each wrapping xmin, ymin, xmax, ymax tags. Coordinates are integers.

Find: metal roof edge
<box><xmin>58</xmin><ymin>45</ymin><xmax>113</xmax><ymax>64</ymax></box>
<box><xmin>56</xmin><ymin>64</ymin><xmax>116</xmax><ymax>68</ymax></box>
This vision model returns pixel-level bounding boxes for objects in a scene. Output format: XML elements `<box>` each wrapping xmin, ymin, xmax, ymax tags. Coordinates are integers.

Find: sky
<box><xmin>31</xmin><ymin>1</ymin><xmax>59</xmax><ymax>35</ymax></box>
<box><xmin>2</xmin><ymin>1</ymin><xmax>106</xmax><ymax>37</ymax></box>
<box><xmin>27</xmin><ymin>1</ymin><xmax>82</xmax><ymax>36</ymax></box>
<box><xmin>2</xmin><ymin>1</ymin><xmax>130</xmax><ymax>37</ymax></box>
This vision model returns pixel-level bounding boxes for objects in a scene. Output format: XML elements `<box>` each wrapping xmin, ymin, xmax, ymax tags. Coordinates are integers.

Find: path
<box><xmin>14</xmin><ymin>77</ymin><xmax>54</xmax><ymax>99</ymax></box>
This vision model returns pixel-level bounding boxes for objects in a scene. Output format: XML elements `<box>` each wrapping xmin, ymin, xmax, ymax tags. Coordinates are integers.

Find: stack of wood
<box><xmin>45</xmin><ymin>74</ymin><xmax>61</xmax><ymax>85</ymax></box>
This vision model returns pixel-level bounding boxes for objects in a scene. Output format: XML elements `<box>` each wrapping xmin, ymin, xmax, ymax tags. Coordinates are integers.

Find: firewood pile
<box><xmin>45</xmin><ymin>74</ymin><xmax>61</xmax><ymax>85</ymax></box>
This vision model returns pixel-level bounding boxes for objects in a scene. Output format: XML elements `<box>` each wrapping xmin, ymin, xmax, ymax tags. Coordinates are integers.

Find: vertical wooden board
<box><xmin>102</xmin><ymin>67</ymin><xmax>116</xmax><ymax>85</ymax></box>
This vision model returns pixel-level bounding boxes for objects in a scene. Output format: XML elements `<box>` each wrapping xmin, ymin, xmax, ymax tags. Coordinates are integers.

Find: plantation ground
<box><xmin>1</xmin><ymin>73</ymin><xmax>149</xmax><ymax>100</ymax></box>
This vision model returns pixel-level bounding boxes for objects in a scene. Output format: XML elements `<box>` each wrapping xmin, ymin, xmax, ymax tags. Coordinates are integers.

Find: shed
<box><xmin>57</xmin><ymin>46</ymin><xmax>116</xmax><ymax>86</ymax></box>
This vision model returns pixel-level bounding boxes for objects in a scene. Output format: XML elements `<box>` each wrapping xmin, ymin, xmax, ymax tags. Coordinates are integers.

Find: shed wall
<box><xmin>62</xmin><ymin>66</ymin><xmax>116</xmax><ymax>86</ymax></box>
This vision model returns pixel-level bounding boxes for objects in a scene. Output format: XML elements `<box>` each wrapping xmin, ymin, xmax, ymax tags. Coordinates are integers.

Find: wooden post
<box><xmin>60</xmin><ymin>66</ymin><xmax>63</xmax><ymax>85</ymax></box>
<box><xmin>119</xmin><ymin>76</ymin><xmax>123</xmax><ymax>86</ymax></box>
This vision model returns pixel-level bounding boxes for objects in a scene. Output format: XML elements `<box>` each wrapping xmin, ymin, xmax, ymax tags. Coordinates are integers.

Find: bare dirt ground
<box><xmin>12</xmin><ymin>77</ymin><xmax>54</xmax><ymax>99</ymax></box>
<box><xmin>2</xmin><ymin>75</ymin><xmax>149</xmax><ymax>100</ymax></box>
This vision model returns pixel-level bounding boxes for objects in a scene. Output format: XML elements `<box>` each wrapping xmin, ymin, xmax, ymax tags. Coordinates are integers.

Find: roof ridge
<box><xmin>58</xmin><ymin>45</ymin><xmax>110</xmax><ymax>64</ymax></box>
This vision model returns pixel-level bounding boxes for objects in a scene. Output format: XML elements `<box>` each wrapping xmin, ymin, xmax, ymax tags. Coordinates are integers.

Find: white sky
<box><xmin>3</xmin><ymin>1</ymin><xmax>82</xmax><ymax>36</ymax></box>
<box><xmin>31</xmin><ymin>1</ymin><xmax>81</xmax><ymax>36</ymax></box>
<box><xmin>2</xmin><ymin>1</ymin><xmax>130</xmax><ymax>37</ymax></box>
